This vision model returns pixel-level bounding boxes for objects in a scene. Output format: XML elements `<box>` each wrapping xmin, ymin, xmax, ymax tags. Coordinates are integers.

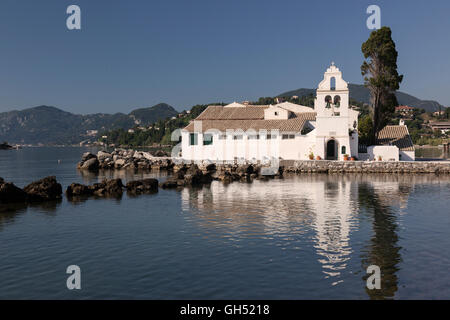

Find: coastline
<box><xmin>77</xmin><ymin>149</ymin><xmax>450</xmax><ymax>175</ymax></box>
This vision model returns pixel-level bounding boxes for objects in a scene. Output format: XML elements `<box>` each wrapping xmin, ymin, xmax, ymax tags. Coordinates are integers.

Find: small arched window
<box><xmin>341</xmin><ymin>146</ymin><xmax>346</xmax><ymax>154</ymax></box>
<box><xmin>330</xmin><ymin>77</ymin><xmax>336</xmax><ymax>90</ymax></box>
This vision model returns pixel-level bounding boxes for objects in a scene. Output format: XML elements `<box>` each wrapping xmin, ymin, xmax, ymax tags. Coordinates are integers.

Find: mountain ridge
<box><xmin>0</xmin><ymin>103</ymin><xmax>178</xmax><ymax>145</ymax></box>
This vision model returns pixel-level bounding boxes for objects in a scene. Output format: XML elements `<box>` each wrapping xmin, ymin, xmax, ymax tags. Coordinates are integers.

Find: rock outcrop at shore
<box><xmin>23</xmin><ymin>176</ymin><xmax>63</xmax><ymax>202</ymax></box>
<box><xmin>0</xmin><ymin>143</ymin><xmax>13</xmax><ymax>150</ymax></box>
<box><xmin>66</xmin><ymin>179</ymin><xmax>124</xmax><ymax>198</ymax></box>
<box><xmin>77</xmin><ymin>150</ymin><xmax>173</xmax><ymax>171</ymax></box>
<box><xmin>0</xmin><ymin>176</ymin><xmax>62</xmax><ymax>204</ymax></box>
<box><xmin>0</xmin><ymin>178</ymin><xmax>28</xmax><ymax>203</ymax></box>
<box><xmin>160</xmin><ymin>163</ymin><xmax>283</xmax><ymax>188</ymax></box>
<box><xmin>126</xmin><ymin>179</ymin><xmax>159</xmax><ymax>195</ymax></box>
<box><xmin>66</xmin><ymin>178</ymin><xmax>159</xmax><ymax>199</ymax></box>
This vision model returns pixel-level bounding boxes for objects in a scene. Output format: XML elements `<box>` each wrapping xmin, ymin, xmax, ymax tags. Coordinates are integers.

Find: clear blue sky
<box><xmin>0</xmin><ymin>0</ymin><xmax>449</xmax><ymax>114</ymax></box>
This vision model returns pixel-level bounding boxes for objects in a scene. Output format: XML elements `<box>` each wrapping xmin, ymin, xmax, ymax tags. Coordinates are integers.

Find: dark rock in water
<box><xmin>160</xmin><ymin>178</ymin><xmax>179</xmax><ymax>189</ymax></box>
<box><xmin>0</xmin><ymin>142</ymin><xmax>13</xmax><ymax>150</ymax></box>
<box><xmin>0</xmin><ymin>181</ymin><xmax>28</xmax><ymax>203</ymax></box>
<box><xmin>91</xmin><ymin>179</ymin><xmax>124</xmax><ymax>197</ymax></box>
<box><xmin>237</xmin><ymin>164</ymin><xmax>254</xmax><ymax>175</ymax></box>
<box><xmin>23</xmin><ymin>176</ymin><xmax>62</xmax><ymax>202</ymax></box>
<box><xmin>66</xmin><ymin>183</ymin><xmax>93</xmax><ymax>197</ymax></box>
<box><xmin>218</xmin><ymin>172</ymin><xmax>233</xmax><ymax>184</ymax></box>
<box><xmin>174</xmin><ymin>170</ymin><xmax>185</xmax><ymax>180</ymax></box>
<box><xmin>200</xmin><ymin>173</ymin><xmax>213</xmax><ymax>184</ymax></box>
<box><xmin>81</xmin><ymin>157</ymin><xmax>99</xmax><ymax>171</ymax></box>
<box><xmin>183</xmin><ymin>173</ymin><xmax>204</xmax><ymax>186</ymax></box>
<box><xmin>186</xmin><ymin>164</ymin><xmax>201</xmax><ymax>175</ymax></box>
<box><xmin>182</xmin><ymin>164</ymin><xmax>209</xmax><ymax>186</ymax></box>
<box><xmin>126</xmin><ymin>179</ymin><xmax>158</xmax><ymax>194</ymax></box>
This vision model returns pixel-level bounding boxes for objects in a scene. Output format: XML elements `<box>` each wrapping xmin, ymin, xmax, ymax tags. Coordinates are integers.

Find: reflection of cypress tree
<box><xmin>358</xmin><ymin>183</ymin><xmax>402</xmax><ymax>300</ymax></box>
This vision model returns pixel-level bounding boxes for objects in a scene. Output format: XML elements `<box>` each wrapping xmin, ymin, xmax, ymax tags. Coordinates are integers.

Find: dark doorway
<box><xmin>326</xmin><ymin>139</ymin><xmax>337</xmax><ymax>160</ymax></box>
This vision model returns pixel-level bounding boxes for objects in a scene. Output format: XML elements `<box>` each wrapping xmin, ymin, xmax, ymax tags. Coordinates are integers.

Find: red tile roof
<box><xmin>376</xmin><ymin>125</ymin><xmax>415</xmax><ymax>151</ymax></box>
<box><xmin>184</xmin><ymin>105</ymin><xmax>316</xmax><ymax>133</ymax></box>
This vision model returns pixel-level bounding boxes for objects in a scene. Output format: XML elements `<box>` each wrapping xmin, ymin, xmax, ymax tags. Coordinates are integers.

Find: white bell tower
<box><xmin>314</xmin><ymin>63</ymin><xmax>356</xmax><ymax>160</ymax></box>
<box><xmin>315</xmin><ymin>62</ymin><xmax>350</xmax><ymax>117</ymax></box>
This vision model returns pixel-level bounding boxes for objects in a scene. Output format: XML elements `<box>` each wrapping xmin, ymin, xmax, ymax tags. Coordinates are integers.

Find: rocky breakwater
<box><xmin>66</xmin><ymin>178</ymin><xmax>158</xmax><ymax>200</ymax></box>
<box><xmin>160</xmin><ymin>162</ymin><xmax>283</xmax><ymax>189</ymax></box>
<box><xmin>0</xmin><ymin>176</ymin><xmax>62</xmax><ymax>204</ymax></box>
<box><xmin>284</xmin><ymin>160</ymin><xmax>450</xmax><ymax>174</ymax></box>
<box><xmin>77</xmin><ymin>149</ymin><xmax>173</xmax><ymax>171</ymax></box>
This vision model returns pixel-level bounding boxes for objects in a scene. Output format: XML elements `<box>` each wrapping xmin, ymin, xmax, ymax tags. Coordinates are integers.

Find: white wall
<box><xmin>400</xmin><ymin>150</ymin><xmax>415</xmax><ymax>161</ymax></box>
<box><xmin>367</xmin><ymin>145</ymin><xmax>399</xmax><ymax>161</ymax></box>
<box><xmin>181</xmin><ymin>130</ymin><xmax>316</xmax><ymax>162</ymax></box>
<box><xmin>264</xmin><ymin>106</ymin><xmax>290</xmax><ymax>120</ymax></box>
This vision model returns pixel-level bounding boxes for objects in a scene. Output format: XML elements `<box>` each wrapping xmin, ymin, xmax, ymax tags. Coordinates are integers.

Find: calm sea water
<box><xmin>0</xmin><ymin>147</ymin><xmax>449</xmax><ymax>299</ymax></box>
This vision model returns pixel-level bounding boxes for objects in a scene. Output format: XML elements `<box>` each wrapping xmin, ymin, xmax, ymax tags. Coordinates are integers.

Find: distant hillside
<box><xmin>278</xmin><ymin>84</ymin><xmax>445</xmax><ymax>112</ymax></box>
<box><xmin>0</xmin><ymin>103</ymin><xmax>178</xmax><ymax>145</ymax></box>
<box><xmin>130</xmin><ymin>103</ymin><xmax>177</xmax><ymax>125</ymax></box>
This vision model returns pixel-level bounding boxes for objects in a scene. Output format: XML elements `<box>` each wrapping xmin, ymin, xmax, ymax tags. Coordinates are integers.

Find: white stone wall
<box><xmin>367</xmin><ymin>145</ymin><xmax>399</xmax><ymax>161</ymax></box>
<box><xmin>264</xmin><ymin>106</ymin><xmax>290</xmax><ymax>120</ymax></box>
<box><xmin>400</xmin><ymin>150</ymin><xmax>415</xmax><ymax>161</ymax></box>
<box><xmin>181</xmin><ymin>130</ymin><xmax>316</xmax><ymax>161</ymax></box>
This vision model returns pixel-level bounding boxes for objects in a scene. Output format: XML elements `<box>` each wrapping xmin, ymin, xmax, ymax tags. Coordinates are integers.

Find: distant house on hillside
<box><xmin>395</xmin><ymin>105</ymin><xmax>414</xmax><ymax>116</ymax></box>
<box><xmin>430</xmin><ymin>122</ymin><xmax>450</xmax><ymax>134</ymax></box>
<box><xmin>433</xmin><ymin>110</ymin><xmax>445</xmax><ymax>116</ymax></box>
<box><xmin>86</xmin><ymin>130</ymin><xmax>98</xmax><ymax>137</ymax></box>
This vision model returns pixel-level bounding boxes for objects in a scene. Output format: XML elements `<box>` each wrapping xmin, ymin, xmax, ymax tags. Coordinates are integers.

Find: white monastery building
<box><xmin>181</xmin><ymin>63</ymin><xmax>415</xmax><ymax>162</ymax></box>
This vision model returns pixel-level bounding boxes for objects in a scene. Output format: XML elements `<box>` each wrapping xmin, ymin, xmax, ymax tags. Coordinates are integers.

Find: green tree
<box><xmin>361</xmin><ymin>27</ymin><xmax>403</xmax><ymax>145</ymax></box>
<box><xmin>358</xmin><ymin>114</ymin><xmax>373</xmax><ymax>145</ymax></box>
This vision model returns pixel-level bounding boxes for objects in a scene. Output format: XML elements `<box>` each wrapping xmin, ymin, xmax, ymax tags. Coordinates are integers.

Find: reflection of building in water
<box><xmin>181</xmin><ymin>176</ymin><xmax>359</xmax><ymax>281</ymax></box>
<box><xmin>180</xmin><ymin>174</ymin><xmax>425</xmax><ymax>287</ymax></box>
<box><xmin>310</xmin><ymin>179</ymin><xmax>357</xmax><ymax>281</ymax></box>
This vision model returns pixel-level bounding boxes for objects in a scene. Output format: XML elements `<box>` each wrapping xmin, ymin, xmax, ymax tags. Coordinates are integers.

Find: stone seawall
<box><xmin>282</xmin><ymin>160</ymin><xmax>450</xmax><ymax>174</ymax></box>
<box><xmin>77</xmin><ymin>150</ymin><xmax>450</xmax><ymax>175</ymax></box>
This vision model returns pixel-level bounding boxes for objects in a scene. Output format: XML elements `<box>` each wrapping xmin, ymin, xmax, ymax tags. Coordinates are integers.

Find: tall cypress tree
<box><xmin>361</xmin><ymin>27</ymin><xmax>403</xmax><ymax>145</ymax></box>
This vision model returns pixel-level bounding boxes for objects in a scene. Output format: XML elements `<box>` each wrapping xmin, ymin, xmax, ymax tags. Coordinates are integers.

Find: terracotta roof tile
<box><xmin>185</xmin><ymin>112</ymin><xmax>316</xmax><ymax>133</ymax></box>
<box><xmin>376</xmin><ymin>125</ymin><xmax>415</xmax><ymax>151</ymax></box>
<box><xmin>196</xmin><ymin>105</ymin><xmax>269</xmax><ymax>120</ymax></box>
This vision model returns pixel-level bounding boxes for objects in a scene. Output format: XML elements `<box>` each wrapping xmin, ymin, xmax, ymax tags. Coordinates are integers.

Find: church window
<box><xmin>330</xmin><ymin>77</ymin><xmax>336</xmax><ymax>90</ymax></box>
<box><xmin>203</xmin><ymin>133</ymin><xmax>213</xmax><ymax>145</ymax></box>
<box><xmin>189</xmin><ymin>133</ymin><xmax>198</xmax><ymax>145</ymax></box>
